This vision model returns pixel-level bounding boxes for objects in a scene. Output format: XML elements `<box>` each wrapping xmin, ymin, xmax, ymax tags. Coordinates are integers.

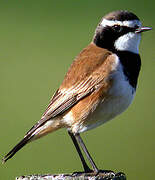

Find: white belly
<box><xmin>75</xmin><ymin>55</ymin><xmax>135</xmax><ymax>133</ymax></box>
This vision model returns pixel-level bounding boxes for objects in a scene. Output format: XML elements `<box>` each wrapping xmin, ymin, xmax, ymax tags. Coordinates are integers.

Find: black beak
<box><xmin>135</xmin><ymin>26</ymin><xmax>152</xmax><ymax>33</ymax></box>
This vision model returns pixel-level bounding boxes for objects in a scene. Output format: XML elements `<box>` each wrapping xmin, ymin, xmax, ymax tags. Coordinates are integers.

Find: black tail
<box><xmin>2</xmin><ymin>134</ymin><xmax>33</xmax><ymax>164</ymax></box>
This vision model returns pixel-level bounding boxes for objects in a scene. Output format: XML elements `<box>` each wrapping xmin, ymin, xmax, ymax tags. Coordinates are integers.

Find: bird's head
<box><xmin>93</xmin><ymin>10</ymin><xmax>152</xmax><ymax>54</ymax></box>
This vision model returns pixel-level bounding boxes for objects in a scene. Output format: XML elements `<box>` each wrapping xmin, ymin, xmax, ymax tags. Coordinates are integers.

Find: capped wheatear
<box><xmin>2</xmin><ymin>10</ymin><xmax>152</xmax><ymax>173</ymax></box>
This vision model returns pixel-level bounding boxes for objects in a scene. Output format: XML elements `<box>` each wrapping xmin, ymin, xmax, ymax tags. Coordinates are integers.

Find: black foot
<box><xmin>72</xmin><ymin>170</ymin><xmax>126</xmax><ymax>180</ymax></box>
<box><xmin>72</xmin><ymin>169</ymin><xmax>115</xmax><ymax>177</ymax></box>
<box><xmin>98</xmin><ymin>169</ymin><xmax>114</xmax><ymax>174</ymax></box>
<box><xmin>72</xmin><ymin>168</ymin><xmax>93</xmax><ymax>176</ymax></box>
<box><xmin>88</xmin><ymin>169</ymin><xmax>114</xmax><ymax>177</ymax></box>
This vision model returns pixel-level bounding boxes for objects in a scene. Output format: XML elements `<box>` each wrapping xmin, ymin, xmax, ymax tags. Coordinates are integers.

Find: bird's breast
<box><xmin>70</xmin><ymin>55</ymin><xmax>135</xmax><ymax>133</ymax></box>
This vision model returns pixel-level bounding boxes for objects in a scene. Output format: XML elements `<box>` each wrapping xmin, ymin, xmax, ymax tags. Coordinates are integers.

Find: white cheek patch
<box><xmin>100</xmin><ymin>18</ymin><xmax>142</xmax><ymax>54</ymax></box>
<box><xmin>100</xmin><ymin>19</ymin><xmax>142</xmax><ymax>28</ymax></box>
<box><xmin>114</xmin><ymin>32</ymin><xmax>141</xmax><ymax>54</ymax></box>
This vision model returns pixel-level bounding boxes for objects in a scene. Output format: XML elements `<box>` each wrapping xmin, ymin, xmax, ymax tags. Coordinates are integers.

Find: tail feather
<box><xmin>2</xmin><ymin>134</ymin><xmax>33</xmax><ymax>164</ymax></box>
<box><xmin>2</xmin><ymin>119</ymin><xmax>60</xmax><ymax>164</ymax></box>
<box><xmin>2</xmin><ymin>118</ymin><xmax>46</xmax><ymax>164</ymax></box>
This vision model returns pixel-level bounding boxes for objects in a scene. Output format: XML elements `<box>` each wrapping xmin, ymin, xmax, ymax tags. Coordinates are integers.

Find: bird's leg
<box><xmin>75</xmin><ymin>133</ymin><xmax>99</xmax><ymax>174</ymax></box>
<box><xmin>68</xmin><ymin>131</ymin><xmax>92</xmax><ymax>173</ymax></box>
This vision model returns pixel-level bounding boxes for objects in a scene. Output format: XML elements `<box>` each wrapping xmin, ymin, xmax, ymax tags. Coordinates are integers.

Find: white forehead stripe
<box><xmin>100</xmin><ymin>19</ymin><xmax>141</xmax><ymax>28</ymax></box>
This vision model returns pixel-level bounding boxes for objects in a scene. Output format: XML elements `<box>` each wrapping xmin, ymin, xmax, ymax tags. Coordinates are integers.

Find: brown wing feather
<box><xmin>26</xmin><ymin>43</ymin><xmax>113</xmax><ymax>136</ymax></box>
<box><xmin>60</xmin><ymin>43</ymin><xmax>112</xmax><ymax>88</ymax></box>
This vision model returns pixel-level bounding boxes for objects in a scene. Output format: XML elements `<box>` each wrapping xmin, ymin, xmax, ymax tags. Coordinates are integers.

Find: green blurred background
<box><xmin>0</xmin><ymin>0</ymin><xmax>154</xmax><ymax>179</ymax></box>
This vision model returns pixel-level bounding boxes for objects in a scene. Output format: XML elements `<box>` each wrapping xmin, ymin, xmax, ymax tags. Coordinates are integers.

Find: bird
<box><xmin>2</xmin><ymin>10</ymin><xmax>151</xmax><ymax>174</ymax></box>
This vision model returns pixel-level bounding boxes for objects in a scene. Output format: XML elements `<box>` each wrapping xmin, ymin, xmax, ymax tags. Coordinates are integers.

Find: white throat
<box><xmin>114</xmin><ymin>32</ymin><xmax>141</xmax><ymax>54</ymax></box>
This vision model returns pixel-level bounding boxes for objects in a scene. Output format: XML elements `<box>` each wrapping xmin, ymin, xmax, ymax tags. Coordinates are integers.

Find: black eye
<box><xmin>134</xmin><ymin>25</ymin><xmax>140</xmax><ymax>31</ymax></box>
<box><xmin>113</xmin><ymin>25</ymin><xmax>121</xmax><ymax>32</ymax></box>
<box><xmin>134</xmin><ymin>25</ymin><xmax>139</xmax><ymax>29</ymax></box>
